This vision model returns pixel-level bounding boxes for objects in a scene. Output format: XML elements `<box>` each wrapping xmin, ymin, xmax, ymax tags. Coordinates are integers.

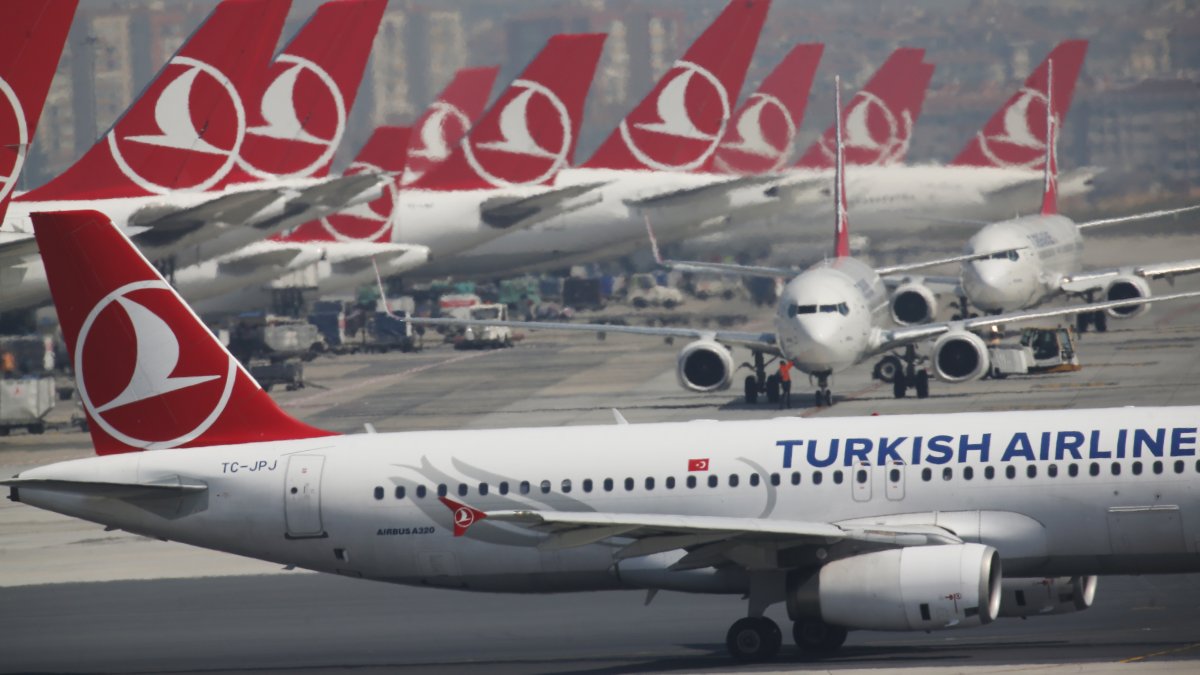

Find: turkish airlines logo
<box><xmin>818</xmin><ymin>92</ymin><xmax>912</xmax><ymax>166</ymax></box>
<box><xmin>974</xmin><ymin>86</ymin><xmax>1053</xmax><ymax>169</ymax></box>
<box><xmin>318</xmin><ymin>160</ymin><xmax>395</xmax><ymax>242</ymax></box>
<box><xmin>0</xmin><ymin>75</ymin><xmax>29</xmax><ymax>205</ymax></box>
<box><xmin>108</xmin><ymin>56</ymin><xmax>246</xmax><ymax>194</ymax></box>
<box><xmin>402</xmin><ymin>102</ymin><xmax>472</xmax><ymax>186</ymax></box>
<box><xmin>453</xmin><ymin>506</ymin><xmax>476</xmax><ymax>529</ymax></box>
<box><xmin>238</xmin><ymin>54</ymin><xmax>347</xmax><ymax>179</ymax></box>
<box><xmin>76</xmin><ymin>281</ymin><xmax>237</xmax><ymax>449</ymax></box>
<box><xmin>619</xmin><ymin>60</ymin><xmax>731</xmax><ymax>171</ymax></box>
<box><xmin>715</xmin><ymin>93</ymin><xmax>795</xmax><ymax>172</ymax></box>
<box><xmin>461</xmin><ymin>79</ymin><xmax>571</xmax><ymax>188</ymax></box>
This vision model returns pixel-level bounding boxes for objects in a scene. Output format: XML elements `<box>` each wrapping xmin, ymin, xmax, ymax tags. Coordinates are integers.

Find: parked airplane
<box><xmin>10</xmin><ymin>208</ymin><xmax>1200</xmax><ymax>664</ymax></box>
<box><xmin>408</xmin><ymin>79</ymin><xmax>1200</xmax><ymax>407</ymax></box>
<box><xmin>887</xmin><ymin>67</ymin><xmax>1200</xmax><ymax>337</ymax></box>
<box><xmin>400</xmin><ymin>66</ymin><xmax>500</xmax><ymax>186</ymax></box>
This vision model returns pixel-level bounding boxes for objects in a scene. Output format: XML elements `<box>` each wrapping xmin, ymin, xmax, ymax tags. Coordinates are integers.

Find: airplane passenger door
<box><xmin>284</xmin><ymin>455</ymin><xmax>326</xmax><ymax>538</ymax></box>
<box><xmin>852</xmin><ymin>462</ymin><xmax>872</xmax><ymax>502</ymax></box>
<box><xmin>885</xmin><ymin>461</ymin><xmax>906</xmax><ymax>501</ymax></box>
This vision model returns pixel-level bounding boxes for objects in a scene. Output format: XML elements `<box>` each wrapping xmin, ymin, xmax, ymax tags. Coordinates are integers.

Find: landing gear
<box><xmin>765</xmin><ymin>375</ymin><xmax>781</xmax><ymax>404</ymax></box>
<box><xmin>793</xmin><ymin>620</ymin><xmax>848</xmax><ymax>655</ymax></box>
<box><xmin>890</xmin><ymin>345</ymin><xmax>930</xmax><ymax>399</ymax></box>
<box><xmin>743</xmin><ymin>351</ymin><xmax>774</xmax><ymax>405</ymax></box>
<box><xmin>950</xmin><ymin>293</ymin><xmax>973</xmax><ymax>321</ymax></box>
<box><xmin>726</xmin><ymin>616</ymin><xmax>782</xmax><ymax>662</ymax></box>
<box><xmin>743</xmin><ymin>375</ymin><xmax>758</xmax><ymax>404</ymax></box>
<box><xmin>872</xmin><ymin>355</ymin><xmax>901</xmax><ymax>383</ymax></box>
<box><xmin>812</xmin><ymin>371</ymin><xmax>833</xmax><ymax>407</ymax></box>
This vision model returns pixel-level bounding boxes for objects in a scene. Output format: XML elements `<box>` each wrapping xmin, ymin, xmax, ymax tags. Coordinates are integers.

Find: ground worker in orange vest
<box><xmin>777</xmin><ymin>360</ymin><xmax>793</xmax><ymax>409</ymax></box>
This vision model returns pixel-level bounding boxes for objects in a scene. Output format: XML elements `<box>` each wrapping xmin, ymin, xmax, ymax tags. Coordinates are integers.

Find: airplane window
<box><xmin>838</xmin><ymin>302</ymin><xmax>849</xmax><ymax>316</ymax></box>
<box><xmin>541</xmin><ymin>480</ymin><xmax>552</xmax><ymax>494</ymax></box>
<box><xmin>963</xmin><ymin>467</ymin><xmax>974</xmax><ymax>481</ymax></box>
<box><xmin>819</xmin><ymin>304</ymin><xmax>838</xmax><ymax>313</ymax></box>
<box><xmin>984</xmin><ymin>466</ymin><xmax>995</xmax><ymax>480</ymax></box>
<box><xmin>583</xmin><ymin>479</ymin><xmax>593</xmax><ymax>493</ymax></box>
<box><xmin>1176</xmin><ymin>460</ymin><xmax>1186</xmax><ymax>474</ymax></box>
<box><xmin>856</xmin><ymin>470</ymin><xmax>867</xmax><ymax>484</ymax></box>
<box><xmin>416</xmin><ymin>485</ymin><xmax>427</xmax><ymax>499</ymax></box>
<box><xmin>374</xmin><ymin>487</ymin><xmax>384</xmax><ymax>500</ymax></box>
<box><xmin>499</xmin><ymin>482</ymin><xmax>509</xmax><ymax>495</ymax></box>
<box><xmin>666</xmin><ymin>477</ymin><xmax>676</xmax><ymax>489</ymax></box>
<box><xmin>1153</xmin><ymin>461</ymin><xmax>1163</xmax><ymax>475</ymax></box>
<box><xmin>1068</xmin><ymin>464</ymin><xmax>1079</xmax><ymax>477</ymax></box>
<box><xmin>625</xmin><ymin>478</ymin><xmax>635</xmax><ymax>491</ymax></box>
<box><xmin>832</xmin><ymin>471</ymin><xmax>843</xmax><ymax>484</ymax></box>
<box><xmin>687</xmin><ymin>475</ymin><xmax>697</xmax><ymax>488</ymax></box>
<box><xmin>1132</xmin><ymin>462</ymin><xmax>1143</xmax><ymax>476</ymax></box>
<box><xmin>603</xmin><ymin>478</ymin><xmax>614</xmax><ymax>492</ymax></box>
<box><xmin>791</xmin><ymin>472</ymin><xmax>801</xmax><ymax>485</ymax></box>
<box><xmin>1047</xmin><ymin>464</ymin><xmax>1058</xmax><ymax>478</ymax></box>
<box><xmin>394</xmin><ymin>486</ymin><xmax>405</xmax><ymax>499</ymax></box>
<box><xmin>942</xmin><ymin>467</ymin><xmax>953</xmax><ymax>481</ymax></box>
<box><xmin>921</xmin><ymin>468</ymin><xmax>932</xmax><ymax>482</ymax></box>
<box><xmin>1196</xmin><ymin>460</ymin><xmax>1200</xmax><ymax>473</ymax></box>
<box><xmin>1026</xmin><ymin>466</ymin><xmax>1037</xmax><ymax>479</ymax></box>
<box><xmin>645</xmin><ymin>477</ymin><xmax>655</xmax><ymax>491</ymax></box>
<box><xmin>519</xmin><ymin>481</ymin><xmax>531</xmax><ymax>495</ymax></box>
<box><xmin>458</xmin><ymin>484</ymin><xmax>468</xmax><ymax>497</ymax></box>
<box><xmin>729</xmin><ymin>474</ymin><xmax>739</xmax><ymax>487</ymax></box>
<box><xmin>770</xmin><ymin>473</ymin><xmax>781</xmax><ymax>486</ymax></box>
<box><xmin>561</xmin><ymin>479</ymin><xmax>572</xmax><ymax>493</ymax></box>
<box><xmin>479</xmin><ymin>483</ymin><xmax>488</xmax><ymax>496</ymax></box>
<box><xmin>813</xmin><ymin>472</ymin><xmax>823</xmax><ymax>485</ymax></box>
<box><xmin>437</xmin><ymin>484</ymin><xmax>448</xmax><ymax>497</ymax></box>
<box><xmin>708</xmin><ymin>475</ymin><xmax>718</xmax><ymax>488</ymax></box>
<box><xmin>1088</xmin><ymin>463</ymin><xmax>1099</xmax><ymax>476</ymax></box>
<box><xmin>1111</xmin><ymin>463</ymin><xmax>1121</xmax><ymax>476</ymax></box>
<box><xmin>1005</xmin><ymin>466</ymin><xmax>1016</xmax><ymax>479</ymax></box>
<box><xmin>890</xmin><ymin>468</ymin><xmax>901</xmax><ymax>482</ymax></box>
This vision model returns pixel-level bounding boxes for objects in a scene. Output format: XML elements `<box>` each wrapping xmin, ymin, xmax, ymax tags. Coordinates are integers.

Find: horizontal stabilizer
<box><xmin>1077</xmin><ymin>203</ymin><xmax>1200</xmax><ymax>230</ymax></box>
<box><xmin>4</xmin><ymin>476</ymin><xmax>208</xmax><ymax>499</ymax></box>
<box><xmin>626</xmin><ymin>174</ymin><xmax>781</xmax><ymax>210</ymax></box>
<box><xmin>479</xmin><ymin>182</ymin><xmax>607</xmax><ymax>230</ymax></box>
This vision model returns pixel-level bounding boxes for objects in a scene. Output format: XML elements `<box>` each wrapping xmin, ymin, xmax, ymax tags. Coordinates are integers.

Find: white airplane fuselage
<box><xmin>961</xmin><ymin>214</ymin><xmax>1084</xmax><ymax>313</ymax></box>
<box><xmin>13</xmin><ymin>407</ymin><xmax>1200</xmax><ymax>595</ymax></box>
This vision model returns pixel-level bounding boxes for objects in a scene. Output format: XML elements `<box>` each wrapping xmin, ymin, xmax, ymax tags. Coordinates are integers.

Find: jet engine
<box><xmin>998</xmin><ymin>576</ymin><xmax>1097</xmax><ymax>618</ymax></box>
<box><xmin>1103</xmin><ymin>275</ymin><xmax>1150</xmax><ymax>319</ymax></box>
<box><xmin>890</xmin><ymin>282</ymin><xmax>938</xmax><ymax>325</ymax></box>
<box><xmin>787</xmin><ymin>544</ymin><xmax>1002</xmax><ymax>631</ymax></box>
<box><xmin>931</xmin><ymin>330</ymin><xmax>990</xmax><ymax>383</ymax></box>
<box><xmin>676</xmin><ymin>339</ymin><xmax>733</xmax><ymax>392</ymax></box>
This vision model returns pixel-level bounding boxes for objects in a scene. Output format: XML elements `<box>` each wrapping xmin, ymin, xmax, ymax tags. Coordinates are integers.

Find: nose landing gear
<box><xmin>812</xmin><ymin>371</ymin><xmax>833</xmax><ymax>407</ymax></box>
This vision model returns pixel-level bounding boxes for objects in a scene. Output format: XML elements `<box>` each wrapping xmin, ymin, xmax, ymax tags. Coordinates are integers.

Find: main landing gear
<box><xmin>876</xmin><ymin>344</ymin><xmax>930</xmax><ymax>399</ymax></box>
<box><xmin>950</xmin><ymin>293</ymin><xmax>979</xmax><ymax>321</ymax></box>
<box><xmin>743</xmin><ymin>351</ymin><xmax>782</xmax><ymax>405</ymax></box>
<box><xmin>724</xmin><ymin>616</ymin><xmax>850</xmax><ymax>661</ymax></box>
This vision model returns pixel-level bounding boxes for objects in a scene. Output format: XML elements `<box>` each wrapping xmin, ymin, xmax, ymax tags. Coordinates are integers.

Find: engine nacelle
<box><xmin>1104</xmin><ymin>275</ymin><xmax>1151</xmax><ymax>319</ymax></box>
<box><xmin>890</xmin><ymin>282</ymin><xmax>938</xmax><ymax>326</ymax></box>
<box><xmin>676</xmin><ymin>340</ymin><xmax>733</xmax><ymax>392</ymax></box>
<box><xmin>931</xmin><ymin>330</ymin><xmax>990</xmax><ymax>383</ymax></box>
<box><xmin>788</xmin><ymin>544</ymin><xmax>1002</xmax><ymax>631</ymax></box>
<box><xmin>998</xmin><ymin>576</ymin><xmax>1097</xmax><ymax>618</ymax></box>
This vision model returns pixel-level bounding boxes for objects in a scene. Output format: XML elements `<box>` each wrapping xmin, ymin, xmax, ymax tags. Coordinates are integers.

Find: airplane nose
<box><xmin>964</xmin><ymin>262</ymin><xmax>1017</xmax><ymax>311</ymax></box>
<box><xmin>787</xmin><ymin>317</ymin><xmax>846</xmax><ymax>367</ymax></box>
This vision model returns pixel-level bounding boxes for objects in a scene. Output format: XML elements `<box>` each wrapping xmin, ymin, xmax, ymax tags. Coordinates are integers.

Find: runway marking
<box><xmin>1120</xmin><ymin>641</ymin><xmax>1200</xmax><ymax>663</ymax></box>
<box><xmin>284</xmin><ymin>351</ymin><xmax>496</xmax><ymax>409</ymax></box>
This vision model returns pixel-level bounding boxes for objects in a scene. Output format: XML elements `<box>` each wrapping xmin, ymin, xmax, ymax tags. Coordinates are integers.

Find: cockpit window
<box><xmin>987</xmin><ymin>250</ymin><xmax>1019</xmax><ymax>261</ymax></box>
<box><xmin>788</xmin><ymin>304</ymin><xmax>816</xmax><ymax>317</ymax></box>
<box><xmin>789</xmin><ymin>303</ymin><xmax>849</xmax><ymax>317</ymax></box>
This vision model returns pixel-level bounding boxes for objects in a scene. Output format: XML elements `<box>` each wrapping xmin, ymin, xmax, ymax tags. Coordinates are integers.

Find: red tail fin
<box><xmin>403</xmin><ymin>66</ymin><xmax>500</xmax><ymax>185</ymax></box>
<box><xmin>795</xmin><ymin>48</ymin><xmax>929</xmax><ymax>169</ymax></box>
<box><xmin>1040</xmin><ymin>62</ymin><xmax>1058</xmax><ymax>216</ymax></box>
<box><xmin>280</xmin><ymin>126</ymin><xmax>411</xmax><ymax>243</ymax></box>
<box><xmin>714</xmin><ymin>43</ymin><xmax>823</xmax><ymax>174</ymax></box>
<box><xmin>833</xmin><ymin>78</ymin><xmax>850</xmax><ymax>259</ymax></box>
<box><xmin>952</xmin><ymin>40</ymin><xmax>1088</xmax><ymax>169</ymax></box>
<box><xmin>0</xmin><ymin>1</ymin><xmax>78</xmax><ymax>218</ymax></box>
<box><xmin>32</xmin><ymin>210</ymin><xmax>335</xmax><ymax>455</ymax></box>
<box><xmin>23</xmin><ymin>0</ymin><xmax>290</xmax><ymax>202</ymax></box>
<box><xmin>224</xmin><ymin>0</ymin><xmax>387</xmax><ymax>183</ymax></box>
<box><xmin>583</xmin><ymin>0</ymin><xmax>770</xmax><ymax>172</ymax></box>
<box><xmin>413</xmin><ymin>34</ymin><xmax>606</xmax><ymax>191</ymax></box>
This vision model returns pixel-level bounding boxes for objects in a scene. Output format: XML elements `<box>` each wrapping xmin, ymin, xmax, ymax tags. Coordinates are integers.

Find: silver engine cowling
<box><xmin>931</xmin><ymin>330</ymin><xmax>990</xmax><ymax>383</ymax></box>
<box><xmin>890</xmin><ymin>282</ymin><xmax>938</xmax><ymax>326</ymax></box>
<box><xmin>787</xmin><ymin>544</ymin><xmax>1002</xmax><ymax>631</ymax></box>
<box><xmin>998</xmin><ymin>576</ymin><xmax>1097</xmax><ymax>618</ymax></box>
<box><xmin>1104</xmin><ymin>275</ymin><xmax>1151</xmax><ymax>319</ymax></box>
<box><xmin>676</xmin><ymin>339</ymin><xmax>734</xmax><ymax>392</ymax></box>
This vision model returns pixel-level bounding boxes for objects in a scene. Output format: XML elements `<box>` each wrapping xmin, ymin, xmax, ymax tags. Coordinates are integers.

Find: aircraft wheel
<box><xmin>1094</xmin><ymin>312</ymin><xmax>1108</xmax><ymax>332</ymax></box>
<box><xmin>726</xmin><ymin>616</ymin><xmax>782</xmax><ymax>662</ymax></box>
<box><xmin>793</xmin><ymin>620</ymin><xmax>848</xmax><ymax>654</ymax></box>
<box><xmin>744</xmin><ymin>376</ymin><xmax>758</xmax><ymax>404</ymax></box>
<box><xmin>766</xmin><ymin>375</ymin><xmax>781</xmax><ymax>403</ymax></box>
<box><xmin>873</xmin><ymin>355</ymin><xmax>901</xmax><ymax>383</ymax></box>
<box><xmin>892</xmin><ymin>372</ymin><xmax>907</xmax><ymax>399</ymax></box>
<box><xmin>915</xmin><ymin>371</ymin><xmax>930</xmax><ymax>399</ymax></box>
<box><xmin>823</xmin><ymin>389</ymin><xmax>833</xmax><ymax>407</ymax></box>
<box><xmin>813</xmin><ymin>391</ymin><xmax>823</xmax><ymax>408</ymax></box>
<box><xmin>1076</xmin><ymin>313</ymin><xmax>1090</xmax><ymax>333</ymax></box>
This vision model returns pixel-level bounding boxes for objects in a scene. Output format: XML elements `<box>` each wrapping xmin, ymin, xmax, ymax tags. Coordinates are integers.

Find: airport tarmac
<box><xmin>1</xmin><ymin>231</ymin><xmax>1199</xmax><ymax>673</ymax></box>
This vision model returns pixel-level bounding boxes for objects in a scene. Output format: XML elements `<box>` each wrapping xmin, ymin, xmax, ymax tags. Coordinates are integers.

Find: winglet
<box><xmin>1040</xmin><ymin>60</ymin><xmax>1058</xmax><ymax>216</ymax></box>
<box><xmin>833</xmin><ymin>77</ymin><xmax>851</xmax><ymax>259</ymax></box>
<box><xmin>645</xmin><ymin>215</ymin><xmax>664</xmax><ymax>265</ymax></box>
<box><xmin>439</xmin><ymin>496</ymin><xmax>488</xmax><ymax>537</ymax></box>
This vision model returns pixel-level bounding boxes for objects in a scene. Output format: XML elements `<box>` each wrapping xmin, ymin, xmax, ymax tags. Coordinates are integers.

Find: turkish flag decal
<box><xmin>688</xmin><ymin>458</ymin><xmax>710</xmax><ymax>472</ymax></box>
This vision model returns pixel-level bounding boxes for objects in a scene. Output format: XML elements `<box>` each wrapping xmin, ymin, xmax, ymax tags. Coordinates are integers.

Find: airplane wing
<box><xmin>1059</xmin><ymin>259</ymin><xmax>1200</xmax><ymax>294</ymax></box>
<box><xmin>625</xmin><ymin>174</ymin><xmax>782</xmax><ymax>210</ymax></box>
<box><xmin>130</xmin><ymin>188</ymin><xmax>287</xmax><ymax>250</ymax></box>
<box><xmin>326</xmin><ymin>243</ymin><xmax>430</xmax><ymax>275</ymax></box>
<box><xmin>1076</xmin><ymin>203</ymin><xmax>1200</xmax><ymax>231</ymax></box>
<box><xmin>874</xmin><ymin>288</ymin><xmax>1200</xmax><ymax>352</ymax></box>
<box><xmin>479</xmin><ymin>182</ymin><xmax>608</xmax><ymax>230</ymax></box>
<box><xmin>293</xmin><ymin>172</ymin><xmax>387</xmax><ymax>211</ymax></box>
<box><xmin>0</xmin><ymin>232</ymin><xmax>38</xmax><ymax>263</ymax></box>
<box><xmin>882</xmin><ymin>274</ymin><xmax>961</xmax><ymax>292</ymax></box>
<box><xmin>214</xmin><ymin>242</ymin><xmax>320</xmax><ymax>275</ymax></box>
<box><xmin>875</xmin><ymin>247</ymin><xmax>1027</xmax><ymax>276</ymax></box>
<box><xmin>407</xmin><ymin>315</ymin><xmax>780</xmax><ymax>354</ymax></box>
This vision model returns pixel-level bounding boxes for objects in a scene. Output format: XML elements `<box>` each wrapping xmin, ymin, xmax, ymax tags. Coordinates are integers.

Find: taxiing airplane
<box><xmin>9</xmin><ymin>207</ymin><xmax>1200</xmax><ymax>664</ymax></box>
